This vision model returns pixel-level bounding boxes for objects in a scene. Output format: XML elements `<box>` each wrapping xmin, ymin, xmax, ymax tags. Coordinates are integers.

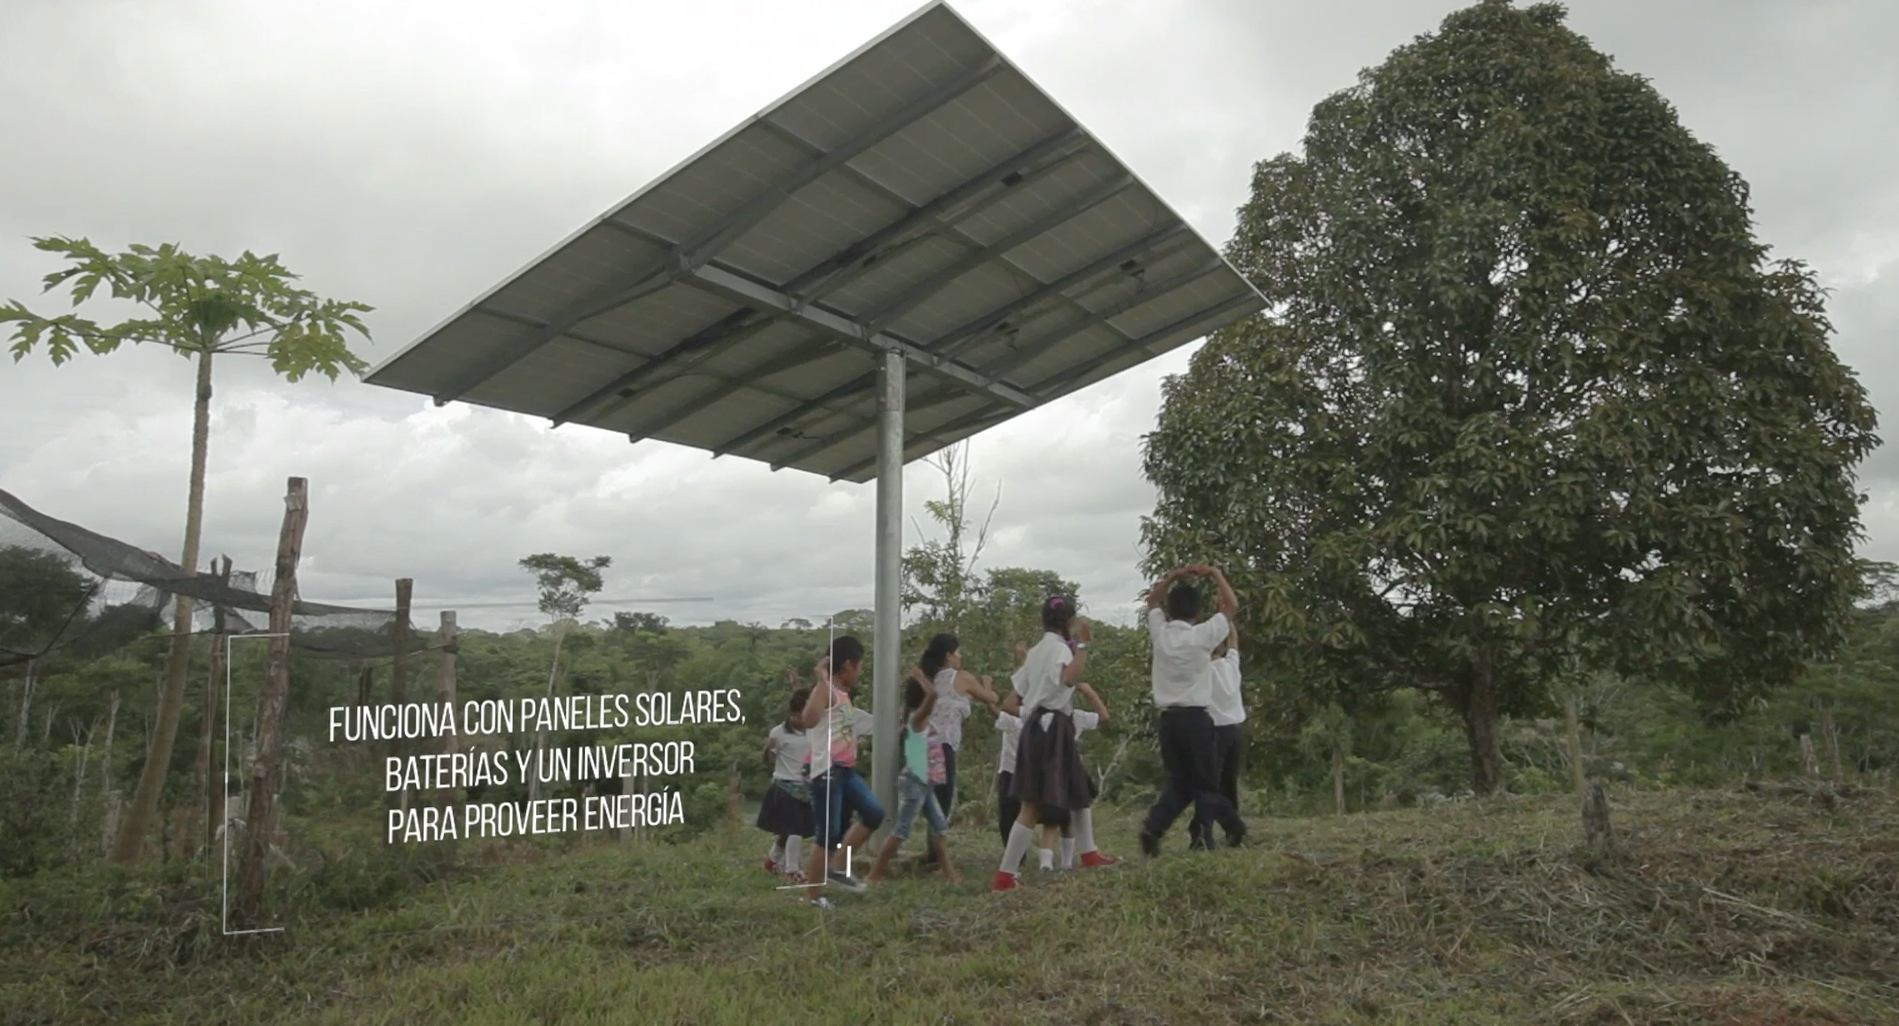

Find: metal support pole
<box><xmin>871</xmin><ymin>347</ymin><xmax>905</xmax><ymax>827</ymax></box>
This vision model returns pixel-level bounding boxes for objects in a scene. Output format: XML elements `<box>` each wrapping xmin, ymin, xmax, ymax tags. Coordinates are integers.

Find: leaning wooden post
<box><xmin>1582</xmin><ymin>782</ymin><xmax>1619</xmax><ymax>863</ymax></box>
<box><xmin>435</xmin><ymin>611</ymin><xmax>459</xmax><ymax>810</ymax></box>
<box><xmin>234</xmin><ymin>477</ymin><xmax>308</xmax><ymax>928</ymax></box>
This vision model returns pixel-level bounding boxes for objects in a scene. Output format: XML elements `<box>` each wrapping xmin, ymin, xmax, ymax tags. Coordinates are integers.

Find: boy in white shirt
<box><xmin>1195</xmin><ymin>620</ymin><xmax>1246</xmax><ymax>850</ymax></box>
<box><xmin>1139</xmin><ymin>564</ymin><xmax>1247</xmax><ymax>857</ymax></box>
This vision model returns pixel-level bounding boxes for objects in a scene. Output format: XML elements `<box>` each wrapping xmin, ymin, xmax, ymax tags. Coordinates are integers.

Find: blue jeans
<box><xmin>891</xmin><ymin>770</ymin><xmax>948</xmax><ymax>842</ymax></box>
<box><xmin>809</xmin><ymin>765</ymin><xmax>884</xmax><ymax>853</ymax></box>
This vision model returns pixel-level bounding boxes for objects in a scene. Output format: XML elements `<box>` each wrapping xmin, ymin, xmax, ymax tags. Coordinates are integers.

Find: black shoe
<box><xmin>1139</xmin><ymin>831</ymin><xmax>1161</xmax><ymax>859</ymax></box>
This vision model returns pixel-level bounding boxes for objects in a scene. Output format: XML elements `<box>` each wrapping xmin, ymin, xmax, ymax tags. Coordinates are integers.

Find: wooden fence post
<box><xmin>1799</xmin><ymin>733</ymin><xmax>1818</xmax><ymax>778</ymax></box>
<box><xmin>1821</xmin><ymin>709</ymin><xmax>1842</xmax><ymax>785</ymax></box>
<box><xmin>435</xmin><ymin>611</ymin><xmax>459</xmax><ymax>810</ymax></box>
<box><xmin>234</xmin><ymin>477</ymin><xmax>308</xmax><ymax>928</ymax></box>
<box><xmin>392</xmin><ymin>579</ymin><xmax>412</xmax><ymax>763</ymax></box>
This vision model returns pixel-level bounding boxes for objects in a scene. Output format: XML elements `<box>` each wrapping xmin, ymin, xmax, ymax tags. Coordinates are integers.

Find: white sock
<box><xmin>1037</xmin><ymin>847</ymin><xmax>1055</xmax><ymax>871</ymax></box>
<box><xmin>783</xmin><ymin>835</ymin><xmax>802</xmax><ymax>871</ymax></box>
<box><xmin>1001</xmin><ymin>822</ymin><xmax>1035</xmax><ymax>875</ymax></box>
<box><xmin>1061</xmin><ymin>839</ymin><xmax>1076</xmax><ymax>868</ymax></box>
<box><xmin>768</xmin><ymin>841</ymin><xmax>785</xmax><ymax>864</ymax></box>
<box><xmin>1074</xmin><ymin>808</ymin><xmax>1098</xmax><ymax>854</ymax></box>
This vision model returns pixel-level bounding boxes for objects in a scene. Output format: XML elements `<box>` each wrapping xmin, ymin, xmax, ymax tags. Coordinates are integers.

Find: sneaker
<box><xmin>991</xmin><ymin>870</ymin><xmax>1018</xmax><ymax>892</ymax></box>
<box><xmin>1079</xmin><ymin>851</ymin><xmax>1122</xmax><ymax>868</ymax></box>
<box><xmin>764</xmin><ymin>857</ymin><xmax>778</xmax><ymax>874</ymax></box>
<box><xmin>1139</xmin><ymin>831</ymin><xmax>1161</xmax><ymax>859</ymax></box>
<box><xmin>808</xmin><ymin>897</ymin><xmax>835</xmax><ymax>910</ymax></box>
<box><xmin>826</xmin><ymin>869</ymin><xmax>866</xmax><ymax>893</ymax></box>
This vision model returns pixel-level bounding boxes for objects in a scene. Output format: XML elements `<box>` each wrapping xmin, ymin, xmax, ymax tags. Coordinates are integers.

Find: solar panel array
<box><xmin>366</xmin><ymin>1</ymin><xmax>1264</xmax><ymax>482</ymax></box>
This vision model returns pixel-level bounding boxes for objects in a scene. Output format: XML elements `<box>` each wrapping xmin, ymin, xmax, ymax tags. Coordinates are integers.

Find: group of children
<box><xmin>755</xmin><ymin>564</ymin><xmax>1249</xmax><ymax>906</ymax></box>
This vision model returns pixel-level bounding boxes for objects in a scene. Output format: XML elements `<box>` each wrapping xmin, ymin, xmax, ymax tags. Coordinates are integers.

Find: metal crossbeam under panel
<box><xmin>364</xmin><ymin>0</ymin><xmax>1265</xmax><ymax>832</ymax></box>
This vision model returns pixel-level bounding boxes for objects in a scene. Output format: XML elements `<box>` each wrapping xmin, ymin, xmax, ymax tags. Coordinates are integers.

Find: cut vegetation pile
<box><xmin>3</xmin><ymin>784</ymin><xmax>1895</xmax><ymax>1025</ymax></box>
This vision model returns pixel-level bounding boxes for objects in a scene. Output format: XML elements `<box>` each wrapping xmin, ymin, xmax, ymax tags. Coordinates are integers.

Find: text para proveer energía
<box><xmin>326</xmin><ymin>690</ymin><xmax>745</xmax><ymax>743</ymax></box>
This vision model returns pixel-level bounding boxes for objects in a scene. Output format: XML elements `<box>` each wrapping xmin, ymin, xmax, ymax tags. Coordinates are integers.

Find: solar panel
<box><xmin>365</xmin><ymin>0</ymin><xmax>1265</xmax><ymax>482</ymax></box>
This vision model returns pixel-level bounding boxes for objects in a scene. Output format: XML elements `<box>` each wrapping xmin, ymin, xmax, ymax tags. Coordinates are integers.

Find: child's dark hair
<box><xmin>830</xmin><ymin>635</ymin><xmax>864</xmax><ymax>668</ymax></box>
<box><xmin>1042</xmin><ymin>595</ymin><xmax>1075</xmax><ymax>637</ymax></box>
<box><xmin>920</xmin><ymin>632</ymin><xmax>958</xmax><ymax>678</ymax></box>
<box><xmin>788</xmin><ymin>687</ymin><xmax>811</xmax><ymax>714</ymax></box>
<box><xmin>1166</xmin><ymin>581</ymin><xmax>1201</xmax><ymax>620</ymax></box>
<box><xmin>903</xmin><ymin>677</ymin><xmax>927</xmax><ymax>714</ymax></box>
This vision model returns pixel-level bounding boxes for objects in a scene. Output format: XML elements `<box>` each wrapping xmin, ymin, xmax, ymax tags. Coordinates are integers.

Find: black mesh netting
<box><xmin>0</xmin><ymin>487</ymin><xmax>418</xmax><ymax>668</ymax></box>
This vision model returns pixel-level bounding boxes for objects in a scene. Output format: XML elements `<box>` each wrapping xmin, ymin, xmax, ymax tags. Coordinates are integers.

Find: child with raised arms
<box><xmin>866</xmin><ymin>676</ymin><xmax>960</xmax><ymax>885</ymax></box>
<box><xmin>800</xmin><ymin>638</ymin><xmax>884</xmax><ymax>908</ymax></box>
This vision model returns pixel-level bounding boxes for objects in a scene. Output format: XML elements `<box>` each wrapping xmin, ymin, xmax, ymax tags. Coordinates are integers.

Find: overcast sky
<box><xmin>1</xmin><ymin>0</ymin><xmax>1893</xmax><ymax>633</ymax></box>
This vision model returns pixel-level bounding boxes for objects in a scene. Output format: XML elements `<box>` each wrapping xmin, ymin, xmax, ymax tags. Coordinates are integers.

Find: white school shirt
<box><xmin>768</xmin><ymin>724</ymin><xmax>811</xmax><ymax>780</ymax></box>
<box><xmin>1209</xmin><ymin>648</ymin><xmax>1246</xmax><ymax>727</ymax></box>
<box><xmin>1012</xmin><ymin>632</ymin><xmax>1076</xmax><ymax>716</ymax></box>
<box><xmin>995</xmin><ymin>711</ymin><xmax>1022</xmax><ymax>774</ymax></box>
<box><xmin>1148</xmin><ymin>608</ymin><xmax>1230</xmax><ymax>708</ymax></box>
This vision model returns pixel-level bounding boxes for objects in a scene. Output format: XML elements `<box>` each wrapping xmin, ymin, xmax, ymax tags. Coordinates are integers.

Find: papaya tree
<box><xmin>520</xmin><ymin>552</ymin><xmax>610</xmax><ymax>802</ymax></box>
<box><xmin>3</xmin><ymin>237</ymin><xmax>372</xmax><ymax>859</ymax></box>
<box><xmin>1141</xmin><ymin>0</ymin><xmax>1878</xmax><ymax>794</ymax></box>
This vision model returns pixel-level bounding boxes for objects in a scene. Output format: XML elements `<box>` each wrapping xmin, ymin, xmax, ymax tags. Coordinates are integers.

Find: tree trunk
<box><xmin>114</xmin><ymin>347</ymin><xmax>215</xmax><ymax>863</ymax></box>
<box><xmin>1563</xmin><ymin>694</ymin><xmax>1586</xmax><ymax>798</ymax></box>
<box><xmin>528</xmin><ymin>623</ymin><xmax>569</xmax><ymax>804</ymax></box>
<box><xmin>435</xmin><ymin>611</ymin><xmax>459</xmax><ymax>810</ymax></box>
<box><xmin>13</xmin><ymin>659</ymin><xmax>33</xmax><ymax>747</ymax></box>
<box><xmin>234</xmin><ymin>477</ymin><xmax>308</xmax><ymax>928</ymax></box>
<box><xmin>99</xmin><ymin>692</ymin><xmax>120</xmax><ymax>857</ymax></box>
<box><xmin>69</xmin><ymin>717</ymin><xmax>99</xmax><ymax>834</ymax></box>
<box><xmin>1460</xmin><ymin>657</ymin><xmax>1504</xmax><ymax>796</ymax></box>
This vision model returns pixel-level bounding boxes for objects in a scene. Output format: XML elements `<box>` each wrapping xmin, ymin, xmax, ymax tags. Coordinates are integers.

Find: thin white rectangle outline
<box><xmin>222</xmin><ymin>632</ymin><xmax>289</xmax><ymax>936</ymax></box>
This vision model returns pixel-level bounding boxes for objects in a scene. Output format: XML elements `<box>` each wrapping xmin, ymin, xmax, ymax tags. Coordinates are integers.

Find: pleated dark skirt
<box><xmin>1010</xmin><ymin>708</ymin><xmax>1093</xmax><ymax>812</ymax></box>
<box><xmin>756</xmin><ymin>779</ymin><xmax>815</xmax><ymax>837</ymax></box>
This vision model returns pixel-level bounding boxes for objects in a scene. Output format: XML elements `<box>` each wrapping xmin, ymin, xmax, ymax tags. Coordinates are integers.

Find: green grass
<box><xmin>4</xmin><ymin>785</ymin><xmax>1896</xmax><ymax>1025</ymax></box>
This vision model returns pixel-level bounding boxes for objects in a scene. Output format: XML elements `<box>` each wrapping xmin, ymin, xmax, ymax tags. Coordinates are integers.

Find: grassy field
<box><xmin>3</xmin><ymin>783</ymin><xmax>1896</xmax><ymax>1025</ymax></box>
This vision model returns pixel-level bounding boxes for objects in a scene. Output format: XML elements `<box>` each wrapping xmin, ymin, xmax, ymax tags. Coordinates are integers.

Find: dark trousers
<box><xmin>1215</xmin><ymin>724</ymin><xmax>1244</xmax><ymax>810</ymax></box>
<box><xmin>996</xmin><ymin>771</ymin><xmax>1019</xmax><ymax>847</ymax></box>
<box><xmin>1143</xmin><ymin>706</ymin><xmax>1242</xmax><ymax>841</ymax></box>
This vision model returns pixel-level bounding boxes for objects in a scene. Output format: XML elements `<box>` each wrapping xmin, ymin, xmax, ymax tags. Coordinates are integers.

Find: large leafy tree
<box><xmin>3</xmin><ymin>238</ymin><xmax>372</xmax><ymax>859</ymax></box>
<box><xmin>1141</xmin><ymin>1</ymin><xmax>1878</xmax><ymax>794</ymax></box>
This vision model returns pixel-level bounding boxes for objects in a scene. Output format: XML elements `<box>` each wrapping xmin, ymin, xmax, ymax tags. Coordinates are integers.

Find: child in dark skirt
<box><xmin>995</xmin><ymin>596</ymin><xmax>1118</xmax><ymax>891</ymax></box>
<box><xmin>758</xmin><ymin>686</ymin><xmax>814</xmax><ymax>882</ymax></box>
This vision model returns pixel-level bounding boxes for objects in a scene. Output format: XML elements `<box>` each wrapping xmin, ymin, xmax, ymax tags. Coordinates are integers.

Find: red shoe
<box><xmin>991</xmin><ymin>870</ymin><xmax>1018</xmax><ymax>892</ymax></box>
<box><xmin>1079</xmin><ymin>851</ymin><xmax>1122</xmax><ymax>868</ymax></box>
<box><xmin>764</xmin><ymin>857</ymin><xmax>777</xmax><ymax>874</ymax></box>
